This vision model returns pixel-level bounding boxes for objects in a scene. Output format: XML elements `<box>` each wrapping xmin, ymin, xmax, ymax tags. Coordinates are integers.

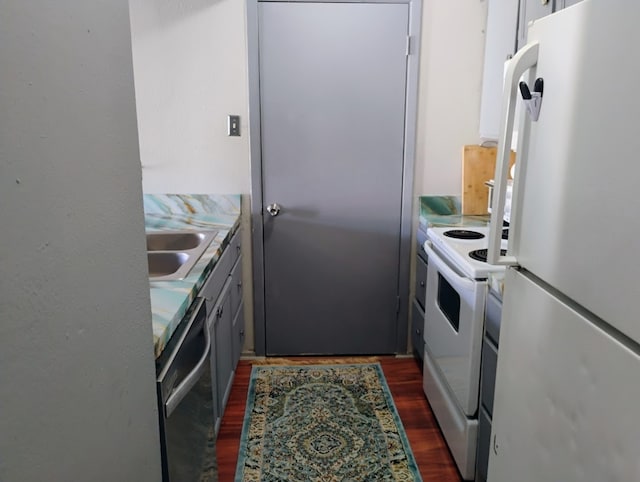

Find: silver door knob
<box><xmin>266</xmin><ymin>203</ymin><xmax>281</xmax><ymax>217</ymax></box>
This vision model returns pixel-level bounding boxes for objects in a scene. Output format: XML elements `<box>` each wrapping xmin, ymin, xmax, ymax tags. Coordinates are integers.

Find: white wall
<box><xmin>0</xmin><ymin>2</ymin><xmax>161</xmax><ymax>481</ymax></box>
<box><xmin>129</xmin><ymin>0</ymin><xmax>250</xmax><ymax>194</ymax></box>
<box><xmin>415</xmin><ymin>0</ymin><xmax>487</xmax><ymax>195</ymax></box>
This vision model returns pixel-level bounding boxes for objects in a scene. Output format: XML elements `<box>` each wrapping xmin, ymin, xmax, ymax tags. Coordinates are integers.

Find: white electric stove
<box><xmin>426</xmin><ymin>226</ymin><xmax>508</xmax><ymax>279</ymax></box>
<box><xmin>421</xmin><ymin>224</ymin><xmax>508</xmax><ymax>479</ymax></box>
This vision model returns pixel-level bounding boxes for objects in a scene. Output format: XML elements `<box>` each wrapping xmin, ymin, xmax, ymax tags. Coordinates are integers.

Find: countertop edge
<box><xmin>146</xmin><ymin>197</ymin><xmax>242</xmax><ymax>359</ymax></box>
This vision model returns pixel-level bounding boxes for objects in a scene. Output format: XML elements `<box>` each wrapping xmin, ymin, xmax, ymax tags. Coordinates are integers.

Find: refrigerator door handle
<box><xmin>488</xmin><ymin>41</ymin><xmax>539</xmax><ymax>266</ymax></box>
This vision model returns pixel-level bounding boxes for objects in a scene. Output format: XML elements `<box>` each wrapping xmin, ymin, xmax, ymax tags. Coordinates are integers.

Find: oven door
<box><xmin>423</xmin><ymin>241</ymin><xmax>486</xmax><ymax>416</ymax></box>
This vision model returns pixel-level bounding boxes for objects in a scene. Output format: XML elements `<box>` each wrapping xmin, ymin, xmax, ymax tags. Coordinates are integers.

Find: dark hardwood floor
<box><xmin>216</xmin><ymin>356</ymin><xmax>463</xmax><ymax>482</ymax></box>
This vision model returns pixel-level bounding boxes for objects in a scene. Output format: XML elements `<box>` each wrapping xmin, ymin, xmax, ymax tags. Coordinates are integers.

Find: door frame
<box><xmin>247</xmin><ymin>0</ymin><xmax>423</xmax><ymax>356</ymax></box>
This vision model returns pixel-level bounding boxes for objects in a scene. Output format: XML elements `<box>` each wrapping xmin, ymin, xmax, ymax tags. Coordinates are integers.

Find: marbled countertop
<box><xmin>418</xmin><ymin>195</ymin><xmax>504</xmax><ymax>298</ymax></box>
<box><xmin>144</xmin><ymin>194</ymin><xmax>241</xmax><ymax>358</ymax></box>
<box><xmin>418</xmin><ymin>195</ymin><xmax>489</xmax><ymax>229</ymax></box>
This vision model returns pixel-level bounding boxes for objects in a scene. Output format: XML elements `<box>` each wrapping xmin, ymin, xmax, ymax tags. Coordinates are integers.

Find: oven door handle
<box><xmin>165</xmin><ymin>301</ymin><xmax>211</xmax><ymax>418</ymax></box>
<box><xmin>423</xmin><ymin>241</ymin><xmax>476</xmax><ymax>292</ymax></box>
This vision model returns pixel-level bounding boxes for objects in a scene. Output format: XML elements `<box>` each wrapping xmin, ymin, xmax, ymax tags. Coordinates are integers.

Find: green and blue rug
<box><xmin>234</xmin><ymin>363</ymin><xmax>422</xmax><ymax>481</ymax></box>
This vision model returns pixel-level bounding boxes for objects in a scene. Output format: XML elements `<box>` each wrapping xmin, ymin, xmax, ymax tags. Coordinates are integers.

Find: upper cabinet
<box><xmin>556</xmin><ymin>0</ymin><xmax>584</xmax><ymax>10</ymax></box>
<box><xmin>516</xmin><ymin>0</ymin><xmax>553</xmax><ymax>50</ymax></box>
<box><xmin>518</xmin><ymin>0</ymin><xmax>585</xmax><ymax>49</ymax></box>
<box><xmin>479</xmin><ymin>0</ymin><xmax>519</xmax><ymax>142</ymax></box>
<box><xmin>479</xmin><ymin>0</ymin><xmax>583</xmax><ymax>142</ymax></box>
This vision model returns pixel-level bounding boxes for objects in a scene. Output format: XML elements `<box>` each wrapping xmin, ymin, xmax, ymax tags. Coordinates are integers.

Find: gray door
<box><xmin>259</xmin><ymin>1</ymin><xmax>409</xmax><ymax>355</ymax></box>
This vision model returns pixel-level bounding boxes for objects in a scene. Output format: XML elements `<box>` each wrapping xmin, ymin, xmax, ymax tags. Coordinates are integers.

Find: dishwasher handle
<box><xmin>164</xmin><ymin>300</ymin><xmax>211</xmax><ymax>418</ymax></box>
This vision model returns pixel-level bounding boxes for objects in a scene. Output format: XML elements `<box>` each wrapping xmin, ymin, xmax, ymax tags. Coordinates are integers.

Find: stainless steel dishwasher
<box><xmin>156</xmin><ymin>298</ymin><xmax>218</xmax><ymax>481</ymax></box>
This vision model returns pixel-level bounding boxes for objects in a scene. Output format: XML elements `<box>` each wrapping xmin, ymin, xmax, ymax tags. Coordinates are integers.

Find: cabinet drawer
<box><xmin>200</xmin><ymin>249</ymin><xmax>233</xmax><ymax>315</ymax></box>
<box><xmin>200</xmin><ymin>229</ymin><xmax>241</xmax><ymax>315</ymax></box>
<box><xmin>480</xmin><ymin>336</ymin><xmax>498</xmax><ymax>417</ymax></box>
<box><xmin>230</xmin><ymin>255</ymin><xmax>243</xmax><ymax>318</ymax></box>
<box><xmin>411</xmin><ymin>299</ymin><xmax>425</xmax><ymax>361</ymax></box>
<box><xmin>414</xmin><ymin>255</ymin><xmax>428</xmax><ymax>309</ymax></box>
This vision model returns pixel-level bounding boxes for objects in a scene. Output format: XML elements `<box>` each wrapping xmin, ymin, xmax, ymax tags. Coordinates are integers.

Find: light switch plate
<box><xmin>228</xmin><ymin>115</ymin><xmax>240</xmax><ymax>136</ymax></box>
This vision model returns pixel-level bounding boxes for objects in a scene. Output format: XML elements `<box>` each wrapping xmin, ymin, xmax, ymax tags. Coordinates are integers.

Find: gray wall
<box><xmin>0</xmin><ymin>1</ymin><xmax>161</xmax><ymax>481</ymax></box>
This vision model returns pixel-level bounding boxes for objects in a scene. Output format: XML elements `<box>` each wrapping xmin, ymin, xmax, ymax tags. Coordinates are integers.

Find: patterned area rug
<box><xmin>234</xmin><ymin>363</ymin><xmax>422</xmax><ymax>481</ymax></box>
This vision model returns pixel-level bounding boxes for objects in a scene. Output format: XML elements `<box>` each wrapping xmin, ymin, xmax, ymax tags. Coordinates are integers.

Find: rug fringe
<box><xmin>246</xmin><ymin>356</ymin><xmax>383</xmax><ymax>366</ymax></box>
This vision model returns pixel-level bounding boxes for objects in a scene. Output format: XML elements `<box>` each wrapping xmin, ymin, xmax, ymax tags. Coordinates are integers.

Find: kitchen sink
<box><xmin>146</xmin><ymin>230</ymin><xmax>218</xmax><ymax>281</ymax></box>
<box><xmin>148</xmin><ymin>252</ymin><xmax>190</xmax><ymax>278</ymax></box>
<box><xmin>147</xmin><ymin>232</ymin><xmax>209</xmax><ymax>252</ymax></box>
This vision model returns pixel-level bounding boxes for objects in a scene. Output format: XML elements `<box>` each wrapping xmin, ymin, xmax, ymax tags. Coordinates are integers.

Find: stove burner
<box><xmin>469</xmin><ymin>249</ymin><xmax>507</xmax><ymax>262</ymax></box>
<box><xmin>502</xmin><ymin>228</ymin><xmax>509</xmax><ymax>240</ymax></box>
<box><xmin>443</xmin><ymin>229</ymin><xmax>485</xmax><ymax>240</ymax></box>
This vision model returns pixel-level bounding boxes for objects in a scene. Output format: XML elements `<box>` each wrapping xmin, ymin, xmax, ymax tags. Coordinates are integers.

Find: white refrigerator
<box><xmin>486</xmin><ymin>1</ymin><xmax>640</xmax><ymax>481</ymax></box>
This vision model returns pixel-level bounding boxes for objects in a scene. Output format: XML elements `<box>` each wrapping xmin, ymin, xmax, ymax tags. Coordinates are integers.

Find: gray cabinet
<box><xmin>476</xmin><ymin>290</ymin><xmax>503</xmax><ymax>482</ymax></box>
<box><xmin>200</xmin><ymin>228</ymin><xmax>243</xmax><ymax>436</ymax></box>
<box><xmin>213</xmin><ymin>280</ymin><xmax>233</xmax><ymax>422</ymax></box>
<box><xmin>232</xmin><ymin>303</ymin><xmax>245</xmax><ymax>369</ymax></box>
<box><xmin>411</xmin><ymin>300</ymin><xmax>424</xmax><ymax>362</ymax></box>
<box><xmin>480</xmin><ymin>336</ymin><xmax>498</xmax><ymax>416</ymax></box>
<box><xmin>414</xmin><ymin>256</ymin><xmax>428</xmax><ymax>309</ymax></box>
<box><xmin>230</xmin><ymin>256</ymin><xmax>244</xmax><ymax>368</ymax></box>
<box><xmin>411</xmin><ymin>227</ymin><xmax>428</xmax><ymax>362</ymax></box>
<box><xmin>230</xmin><ymin>256</ymin><xmax>243</xmax><ymax>320</ymax></box>
<box><xmin>477</xmin><ymin>407</ymin><xmax>493</xmax><ymax>482</ymax></box>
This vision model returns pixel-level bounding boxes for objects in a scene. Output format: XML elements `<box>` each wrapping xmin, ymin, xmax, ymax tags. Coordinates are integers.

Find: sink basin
<box><xmin>148</xmin><ymin>252</ymin><xmax>190</xmax><ymax>278</ymax></box>
<box><xmin>146</xmin><ymin>230</ymin><xmax>218</xmax><ymax>281</ymax></box>
<box><xmin>147</xmin><ymin>232</ymin><xmax>209</xmax><ymax>251</ymax></box>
